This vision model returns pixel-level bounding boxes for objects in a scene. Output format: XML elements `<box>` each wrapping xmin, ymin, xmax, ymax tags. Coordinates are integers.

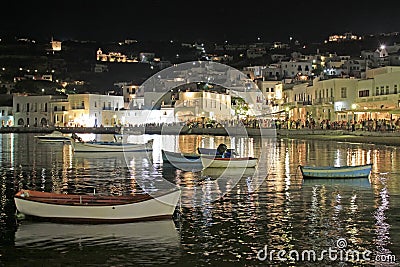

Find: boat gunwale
<box><xmin>14</xmin><ymin>189</ymin><xmax>180</xmax><ymax>207</ymax></box>
<box><xmin>200</xmin><ymin>155</ymin><xmax>258</xmax><ymax>161</ymax></box>
<box><xmin>300</xmin><ymin>163</ymin><xmax>372</xmax><ymax>171</ymax></box>
<box><xmin>161</xmin><ymin>150</ymin><xmax>200</xmax><ymax>160</ymax></box>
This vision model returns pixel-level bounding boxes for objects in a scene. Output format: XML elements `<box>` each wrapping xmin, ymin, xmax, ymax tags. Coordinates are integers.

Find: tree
<box><xmin>232</xmin><ymin>97</ymin><xmax>249</xmax><ymax>117</ymax></box>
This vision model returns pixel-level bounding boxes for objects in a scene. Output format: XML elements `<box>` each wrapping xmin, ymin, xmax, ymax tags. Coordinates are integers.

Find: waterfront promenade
<box><xmin>2</xmin><ymin>125</ymin><xmax>400</xmax><ymax>147</ymax></box>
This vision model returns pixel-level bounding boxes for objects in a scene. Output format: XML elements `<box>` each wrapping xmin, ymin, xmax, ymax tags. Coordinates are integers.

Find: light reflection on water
<box><xmin>0</xmin><ymin>133</ymin><xmax>399</xmax><ymax>266</ymax></box>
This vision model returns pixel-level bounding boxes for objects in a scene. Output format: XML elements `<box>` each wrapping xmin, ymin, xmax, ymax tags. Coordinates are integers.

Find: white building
<box><xmin>281</xmin><ymin>60</ymin><xmax>313</xmax><ymax>78</ymax></box>
<box><xmin>122</xmin><ymin>84</ymin><xmax>144</xmax><ymax>109</ymax></box>
<box><xmin>67</xmin><ymin>94</ymin><xmax>124</xmax><ymax>127</ymax></box>
<box><xmin>174</xmin><ymin>91</ymin><xmax>232</xmax><ymax>121</ymax></box>
<box><xmin>102</xmin><ymin>108</ymin><xmax>175</xmax><ymax>126</ymax></box>
<box><xmin>13</xmin><ymin>94</ymin><xmax>66</xmax><ymax>126</ymax></box>
<box><xmin>13</xmin><ymin>94</ymin><xmax>125</xmax><ymax>127</ymax></box>
<box><xmin>0</xmin><ymin>106</ymin><xmax>13</xmax><ymax>126</ymax></box>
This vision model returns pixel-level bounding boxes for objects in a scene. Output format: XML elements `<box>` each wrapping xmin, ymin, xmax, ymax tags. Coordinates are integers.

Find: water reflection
<box><xmin>0</xmin><ymin>133</ymin><xmax>399</xmax><ymax>266</ymax></box>
<box><xmin>8</xmin><ymin>220</ymin><xmax>181</xmax><ymax>266</ymax></box>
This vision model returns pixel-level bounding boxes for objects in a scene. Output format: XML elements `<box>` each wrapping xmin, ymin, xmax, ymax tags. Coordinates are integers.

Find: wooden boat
<box><xmin>161</xmin><ymin>149</ymin><xmax>201</xmax><ymax>164</ymax></box>
<box><xmin>201</xmin><ymin>155</ymin><xmax>258</xmax><ymax>168</ymax></box>
<box><xmin>35</xmin><ymin>131</ymin><xmax>71</xmax><ymax>143</ymax></box>
<box><xmin>72</xmin><ymin>139</ymin><xmax>153</xmax><ymax>153</ymax></box>
<box><xmin>14</xmin><ymin>189</ymin><xmax>181</xmax><ymax>223</ymax></box>
<box><xmin>299</xmin><ymin>163</ymin><xmax>372</xmax><ymax>179</ymax></box>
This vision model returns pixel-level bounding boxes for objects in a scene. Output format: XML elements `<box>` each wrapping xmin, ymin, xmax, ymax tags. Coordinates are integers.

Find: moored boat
<box><xmin>299</xmin><ymin>163</ymin><xmax>373</xmax><ymax>179</ymax></box>
<box><xmin>35</xmin><ymin>131</ymin><xmax>71</xmax><ymax>143</ymax></box>
<box><xmin>161</xmin><ymin>149</ymin><xmax>201</xmax><ymax>164</ymax></box>
<box><xmin>201</xmin><ymin>155</ymin><xmax>258</xmax><ymax>168</ymax></box>
<box><xmin>72</xmin><ymin>139</ymin><xmax>153</xmax><ymax>153</ymax></box>
<box><xmin>14</xmin><ymin>188</ymin><xmax>181</xmax><ymax>223</ymax></box>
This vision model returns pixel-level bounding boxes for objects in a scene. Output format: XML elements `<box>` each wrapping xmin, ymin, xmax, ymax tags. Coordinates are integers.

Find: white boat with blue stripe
<box><xmin>299</xmin><ymin>163</ymin><xmax>372</xmax><ymax>179</ymax></box>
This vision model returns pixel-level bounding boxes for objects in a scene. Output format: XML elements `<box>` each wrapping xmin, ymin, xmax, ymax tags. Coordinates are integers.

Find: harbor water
<box><xmin>0</xmin><ymin>133</ymin><xmax>399</xmax><ymax>266</ymax></box>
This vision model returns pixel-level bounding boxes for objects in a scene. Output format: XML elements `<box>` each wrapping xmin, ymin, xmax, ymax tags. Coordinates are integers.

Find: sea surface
<box><xmin>0</xmin><ymin>133</ymin><xmax>399</xmax><ymax>266</ymax></box>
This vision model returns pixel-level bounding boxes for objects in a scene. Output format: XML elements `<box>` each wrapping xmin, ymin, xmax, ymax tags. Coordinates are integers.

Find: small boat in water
<box><xmin>35</xmin><ymin>131</ymin><xmax>71</xmax><ymax>143</ymax></box>
<box><xmin>72</xmin><ymin>139</ymin><xmax>154</xmax><ymax>153</ymax></box>
<box><xmin>161</xmin><ymin>149</ymin><xmax>201</xmax><ymax>164</ymax></box>
<box><xmin>299</xmin><ymin>163</ymin><xmax>373</xmax><ymax>179</ymax></box>
<box><xmin>14</xmin><ymin>189</ymin><xmax>181</xmax><ymax>223</ymax></box>
<box><xmin>201</xmin><ymin>155</ymin><xmax>258</xmax><ymax>168</ymax></box>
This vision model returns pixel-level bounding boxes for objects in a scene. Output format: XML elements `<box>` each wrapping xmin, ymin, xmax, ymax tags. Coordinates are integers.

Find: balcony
<box><xmin>71</xmin><ymin>106</ymin><xmax>85</xmax><ymax>110</ymax></box>
<box><xmin>314</xmin><ymin>97</ymin><xmax>334</xmax><ymax>104</ymax></box>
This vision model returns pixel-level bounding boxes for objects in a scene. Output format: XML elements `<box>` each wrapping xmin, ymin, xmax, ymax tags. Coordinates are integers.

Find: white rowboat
<box><xmin>201</xmin><ymin>155</ymin><xmax>258</xmax><ymax>168</ymax></box>
<box><xmin>161</xmin><ymin>149</ymin><xmax>201</xmax><ymax>164</ymax></box>
<box><xmin>299</xmin><ymin>164</ymin><xmax>372</xmax><ymax>179</ymax></box>
<box><xmin>14</xmin><ymin>189</ymin><xmax>181</xmax><ymax>223</ymax></box>
<box><xmin>35</xmin><ymin>131</ymin><xmax>71</xmax><ymax>143</ymax></box>
<box><xmin>72</xmin><ymin>139</ymin><xmax>153</xmax><ymax>152</ymax></box>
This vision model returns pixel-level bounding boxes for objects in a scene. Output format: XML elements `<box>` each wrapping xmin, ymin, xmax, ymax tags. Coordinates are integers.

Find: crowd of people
<box><xmin>182</xmin><ymin>117</ymin><xmax>400</xmax><ymax>132</ymax></box>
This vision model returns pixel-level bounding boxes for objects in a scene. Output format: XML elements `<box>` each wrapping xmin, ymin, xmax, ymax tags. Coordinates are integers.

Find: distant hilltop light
<box><xmin>51</xmin><ymin>40</ymin><xmax>62</xmax><ymax>51</ymax></box>
<box><xmin>327</xmin><ymin>32</ymin><xmax>362</xmax><ymax>42</ymax></box>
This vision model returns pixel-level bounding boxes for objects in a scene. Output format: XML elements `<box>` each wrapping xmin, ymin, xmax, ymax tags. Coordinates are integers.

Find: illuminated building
<box><xmin>174</xmin><ymin>91</ymin><xmax>231</xmax><ymax>121</ymax></box>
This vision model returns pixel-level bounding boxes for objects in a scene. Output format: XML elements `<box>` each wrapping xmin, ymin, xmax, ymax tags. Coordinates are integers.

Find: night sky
<box><xmin>2</xmin><ymin>0</ymin><xmax>400</xmax><ymax>43</ymax></box>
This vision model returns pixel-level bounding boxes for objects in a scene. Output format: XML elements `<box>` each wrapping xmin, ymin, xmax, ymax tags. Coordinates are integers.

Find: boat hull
<box><xmin>73</xmin><ymin>139</ymin><xmax>153</xmax><ymax>152</ymax></box>
<box><xmin>14</xmin><ymin>189</ymin><xmax>181</xmax><ymax>223</ymax></box>
<box><xmin>162</xmin><ymin>150</ymin><xmax>201</xmax><ymax>164</ymax></box>
<box><xmin>35</xmin><ymin>131</ymin><xmax>71</xmax><ymax>142</ymax></box>
<box><xmin>201</xmin><ymin>156</ymin><xmax>258</xmax><ymax>168</ymax></box>
<box><xmin>299</xmin><ymin>164</ymin><xmax>372</xmax><ymax>179</ymax></box>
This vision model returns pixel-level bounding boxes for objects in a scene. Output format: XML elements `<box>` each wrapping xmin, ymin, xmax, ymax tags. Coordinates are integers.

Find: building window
<box><xmin>359</xmin><ymin>90</ymin><xmax>370</xmax><ymax>97</ymax></box>
<box><xmin>380</xmin><ymin>86</ymin><xmax>384</xmax><ymax>95</ymax></box>
<box><xmin>376</xmin><ymin>87</ymin><xmax>379</xmax><ymax>96</ymax></box>
<box><xmin>386</xmin><ymin>86</ymin><xmax>390</xmax><ymax>95</ymax></box>
<box><xmin>16</xmin><ymin>104</ymin><xmax>20</xmax><ymax>112</ymax></box>
<box><xmin>340</xmin><ymin>87</ymin><xmax>347</xmax><ymax>98</ymax></box>
<box><xmin>394</xmin><ymin>85</ymin><xmax>398</xmax><ymax>94</ymax></box>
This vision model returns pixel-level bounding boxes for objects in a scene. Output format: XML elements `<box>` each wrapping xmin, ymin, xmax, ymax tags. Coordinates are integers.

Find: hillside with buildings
<box><xmin>2</xmin><ymin>32</ymin><xmax>400</xmax><ymax>129</ymax></box>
